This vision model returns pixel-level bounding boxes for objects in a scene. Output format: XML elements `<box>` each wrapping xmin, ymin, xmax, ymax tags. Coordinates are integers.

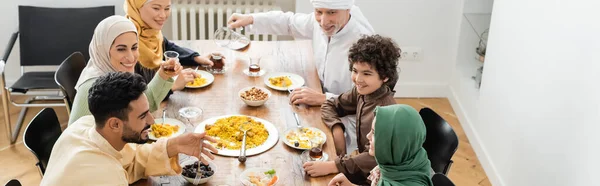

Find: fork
<box><xmin>293</xmin><ymin>112</ymin><xmax>303</xmax><ymax>131</ymax></box>
<box><xmin>162</xmin><ymin>109</ymin><xmax>167</xmax><ymax>124</ymax></box>
<box><xmin>282</xmin><ymin>77</ymin><xmax>294</xmax><ymax>94</ymax></box>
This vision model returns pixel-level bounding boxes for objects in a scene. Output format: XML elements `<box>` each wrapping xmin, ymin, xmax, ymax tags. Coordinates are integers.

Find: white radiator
<box><xmin>170</xmin><ymin>0</ymin><xmax>280</xmax><ymax>41</ymax></box>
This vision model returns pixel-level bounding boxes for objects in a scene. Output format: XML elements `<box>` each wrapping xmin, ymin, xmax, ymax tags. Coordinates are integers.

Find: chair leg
<box><xmin>9</xmin><ymin>97</ymin><xmax>34</xmax><ymax>144</ymax></box>
<box><xmin>1</xmin><ymin>88</ymin><xmax>12</xmax><ymax>143</ymax></box>
<box><xmin>443</xmin><ymin>160</ymin><xmax>454</xmax><ymax>176</ymax></box>
<box><xmin>63</xmin><ymin>98</ymin><xmax>70</xmax><ymax>117</ymax></box>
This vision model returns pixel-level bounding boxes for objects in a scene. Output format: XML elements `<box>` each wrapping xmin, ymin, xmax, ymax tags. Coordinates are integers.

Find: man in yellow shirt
<box><xmin>41</xmin><ymin>72</ymin><xmax>217</xmax><ymax>185</ymax></box>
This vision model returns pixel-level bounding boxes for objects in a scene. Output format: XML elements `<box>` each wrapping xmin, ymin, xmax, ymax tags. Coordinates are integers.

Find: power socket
<box><xmin>400</xmin><ymin>47</ymin><xmax>423</xmax><ymax>61</ymax></box>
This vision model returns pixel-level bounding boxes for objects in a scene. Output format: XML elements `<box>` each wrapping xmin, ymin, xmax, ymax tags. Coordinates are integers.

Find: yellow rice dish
<box><xmin>151</xmin><ymin>123</ymin><xmax>180</xmax><ymax>138</ymax></box>
<box><xmin>187</xmin><ymin>77</ymin><xmax>207</xmax><ymax>87</ymax></box>
<box><xmin>205</xmin><ymin>116</ymin><xmax>269</xmax><ymax>150</ymax></box>
<box><xmin>268</xmin><ymin>76</ymin><xmax>292</xmax><ymax>87</ymax></box>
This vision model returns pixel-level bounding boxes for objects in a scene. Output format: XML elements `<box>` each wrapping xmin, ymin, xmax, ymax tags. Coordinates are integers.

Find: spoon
<box><xmin>238</xmin><ymin>122</ymin><xmax>250</xmax><ymax>163</ymax></box>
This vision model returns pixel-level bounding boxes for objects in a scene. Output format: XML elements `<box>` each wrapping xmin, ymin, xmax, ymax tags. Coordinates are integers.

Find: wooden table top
<box><xmin>133</xmin><ymin>40</ymin><xmax>335</xmax><ymax>186</ymax></box>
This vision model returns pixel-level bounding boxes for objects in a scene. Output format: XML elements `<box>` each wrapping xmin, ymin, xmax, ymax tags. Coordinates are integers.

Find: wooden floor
<box><xmin>0</xmin><ymin>97</ymin><xmax>490</xmax><ymax>186</ymax></box>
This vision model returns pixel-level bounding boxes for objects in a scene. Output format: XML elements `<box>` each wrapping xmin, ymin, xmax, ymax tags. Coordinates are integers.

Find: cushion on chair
<box><xmin>9</xmin><ymin>71</ymin><xmax>59</xmax><ymax>94</ymax></box>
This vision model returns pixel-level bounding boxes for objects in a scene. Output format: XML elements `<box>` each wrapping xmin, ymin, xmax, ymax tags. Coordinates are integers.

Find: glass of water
<box><xmin>179</xmin><ymin>106</ymin><xmax>203</xmax><ymax>131</ymax></box>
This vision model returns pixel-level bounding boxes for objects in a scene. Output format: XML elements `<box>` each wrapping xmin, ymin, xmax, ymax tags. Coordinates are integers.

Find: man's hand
<box><xmin>328</xmin><ymin>173</ymin><xmax>356</xmax><ymax>186</ymax></box>
<box><xmin>289</xmin><ymin>87</ymin><xmax>327</xmax><ymax>106</ymax></box>
<box><xmin>332</xmin><ymin>125</ymin><xmax>347</xmax><ymax>156</ymax></box>
<box><xmin>227</xmin><ymin>13</ymin><xmax>254</xmax><ymax>28</ymax></box>
<box><xmin>302</xmin><ymin>161</ymin><xmax>339</xmax><ymax>177</ymax></box>
<box><xmin>167</xmin><ymin>132</ymin><xmax>218</xmax><ymax>165</ymax></box>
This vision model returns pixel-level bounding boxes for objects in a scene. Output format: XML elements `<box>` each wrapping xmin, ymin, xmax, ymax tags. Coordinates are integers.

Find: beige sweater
<box><xmin>41</xmin><ymin>115</ymin><xmax>181</xmax><ymax>185</ymax></box>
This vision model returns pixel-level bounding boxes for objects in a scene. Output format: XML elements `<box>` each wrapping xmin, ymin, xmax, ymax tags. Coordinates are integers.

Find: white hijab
<box><xmin>310</xmin><ymin>0</ymin><xmax>354</xmax><ymax>9</ymax></box>
<box><xmin>75</xmin><ymin>15</ymin><xmax>138</xmax><ymax>88</ymax></box>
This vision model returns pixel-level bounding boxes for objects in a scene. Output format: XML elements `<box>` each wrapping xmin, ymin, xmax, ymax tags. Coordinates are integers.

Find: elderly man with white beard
<box><xmin>227</xmin><ymin>0</ymin><xmax>375</xmax><ymax>161</ymax></box>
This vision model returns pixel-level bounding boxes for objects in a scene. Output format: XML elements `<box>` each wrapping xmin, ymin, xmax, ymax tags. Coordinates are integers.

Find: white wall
<box><xmin>0</xmin><ymin>0</ymin><xmax>124</xmax><ymax>86</ymax></box>
<box><xmin>475</xmin><ymin>0</ymin><xmax>600</xmax><ymax>185</ymax></box>
<box><xmin>463</xmin><ymin>0</ymin><xmax>494</xmax><ymax>13</ymax></box>
<box><xmin>296</xmin><ymin>0</ymin><xmax>463</xmax><ymax>97</ymax></box>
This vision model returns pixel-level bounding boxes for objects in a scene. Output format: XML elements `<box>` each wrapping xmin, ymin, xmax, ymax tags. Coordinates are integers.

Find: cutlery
<box><xmin>162</xmin><ymin>109</ymin><xmax>166</xmax><ymax>124</ymax></box>
<box><xmin>238</xmin><ymin>122</ymin><xmax>250</xmax><ymax>163</ymax></box>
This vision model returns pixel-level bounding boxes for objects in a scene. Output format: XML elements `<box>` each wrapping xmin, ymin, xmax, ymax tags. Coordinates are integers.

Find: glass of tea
<box><xmin>247</xmin><ymin>56</ymin><xmax>261</xmax><ymax>76</ymax></box>
<box><xmin>163</xmin><ymin>51</ymin><xmax>179</xmax><ymax>74</ymax></box>
<box><xmin>209</xmin><ymin>52</ymin><xmax>225</xmax><ymax>74</ymax></box>
<box><xmin>309</xmin><ymin>137</ymin><xmax>324</xmax><ymax>161</ymax></box>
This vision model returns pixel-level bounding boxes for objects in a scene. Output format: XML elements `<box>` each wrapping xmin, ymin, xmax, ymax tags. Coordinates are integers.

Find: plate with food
<box><xmin>195</xmin><ymin>115</ymin><xmax>279</xmax><ymax>156</ymax></box>
<box><xmin>282</xmin><ymin>127</ymin><xmax>327</xmax><ymax>150</ymax></box>
<box><xmin>185</xmin><ymin>70</ymin><xmax>214</xmax><ymax>88</ymax></box>
<box><xmin>149</xmin><ymin>118</ymin><xmax>186</xmax><ymax>140</ymax></box>
<box><xmin>240</xmin><ymin>168</ymin><xmax>278</xmax><ymax>186</ymax></box>
<box><xmin>263</xmin><ymin>72</ymin><xmax>305</xmax><ymax>91</ymax></box>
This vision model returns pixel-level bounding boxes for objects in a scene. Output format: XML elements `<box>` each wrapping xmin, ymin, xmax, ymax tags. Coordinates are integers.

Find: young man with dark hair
<box><xmin>41</xmin><ymin>72</ymin><xmax>217</xmax><ymax>185</ymax></box>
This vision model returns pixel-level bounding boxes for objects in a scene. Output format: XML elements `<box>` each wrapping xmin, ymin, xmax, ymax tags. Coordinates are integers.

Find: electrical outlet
<box><xmin>400</xmin><ymin>47</ymin><xmax>422</xmax><ymax>61</ymax></box>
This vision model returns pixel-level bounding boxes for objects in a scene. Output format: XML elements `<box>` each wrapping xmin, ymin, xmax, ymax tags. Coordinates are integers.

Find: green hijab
<box><xmin>374</xmin><ymin>104</ymin><xmax>433</xmax><ymax>186</ymax></box>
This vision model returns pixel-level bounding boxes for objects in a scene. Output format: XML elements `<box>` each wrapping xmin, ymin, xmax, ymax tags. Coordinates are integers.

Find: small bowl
<box><xmin>180</xmin><ymin>157</ymin><xmax>217</xmax><ymax>185</ymax></box>
<box><xmin>239</xmin><ymin>86</ymin><xmax>271</xmax><ymax>107</ymax></box>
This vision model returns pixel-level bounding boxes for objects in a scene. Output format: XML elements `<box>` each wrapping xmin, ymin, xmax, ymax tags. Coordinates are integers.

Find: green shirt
<box><xmin>68</xmin><ymin>74</ymin><xmax>173</xmax><ymax>125</ymax></box>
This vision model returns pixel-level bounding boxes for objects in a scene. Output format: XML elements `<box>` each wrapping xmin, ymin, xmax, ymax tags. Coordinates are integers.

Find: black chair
<box><xmin>23</xmin><ymin>108</ymin><xmax>63</xmax><ymax>175</ymax></box>
<box><xmin>55</xmin><ymin>52</ymin><xmax>86</xmax><ymax>114</ymax></box>
<box><xmin>420</xmin><ymin>107</ymin><xmax>459</xmax><ymax>175</ymax></box>
<box><xmin>432</xmin><ymin>173</ymin><xmax>455</xmax><ymax>186</ymax></box>
<box><xmin>4</xmin><ymin>179</ymin><xmax>21</xmax><ymax>186</ymax></box>
<box><xmin>1</xmin><ymin>5</ymin><xmax>113</xmax><ymax>144</ymax></box>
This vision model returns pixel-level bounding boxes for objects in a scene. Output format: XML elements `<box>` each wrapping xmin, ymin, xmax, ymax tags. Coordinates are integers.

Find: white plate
<box><xmin>282</xmin><ymin>127</ymin><xmax>327</xmax><ymax>150</ymax></box>
<box><xmin>185</xmin><ymin>70</ymin><xmax>214</xmax><ymax>88</ymax></box>
<box><xmin>149</xmin><ymin>118</ymin><xmax>186</xmax><ymax>140</ymax></box>
<box><xmin>263</xmin><ymin>72</ymin><xmax>305</xmax><ymax>91</ymax></box>
<box><xmin>240</xmin><ymin>167</ymin><xmax>278</xmax><ymax>186</ymax></box>
<box><xmin>194</xmin><ymin>115</ymin><xmax>279</xmax><ymax>157</ymax></box>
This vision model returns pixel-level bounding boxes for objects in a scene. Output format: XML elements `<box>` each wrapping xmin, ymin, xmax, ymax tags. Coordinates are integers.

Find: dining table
<box><xmin>132</xmin><ymin>40</ymin><xmax>337</xmax><ymax>186</ymax></box>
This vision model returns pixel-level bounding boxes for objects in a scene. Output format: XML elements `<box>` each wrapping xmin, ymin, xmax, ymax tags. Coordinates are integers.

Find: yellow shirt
<box><xmin>41</xmin><ymin>115</ymin><xmax>181</xmax><ymax>185</ymax></box>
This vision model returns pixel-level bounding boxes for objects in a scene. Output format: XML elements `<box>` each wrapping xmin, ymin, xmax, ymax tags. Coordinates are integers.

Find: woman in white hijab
<box><xmin>69</xmin><ymin>15</ymin><xmax>180</xmax><ymax>125</ymax></box>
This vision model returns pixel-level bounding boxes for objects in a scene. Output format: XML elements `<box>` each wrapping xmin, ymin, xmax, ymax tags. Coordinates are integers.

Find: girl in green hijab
<box><xmin>329</xmin><ymin>104</ymin><xmax>433</xmax><ymax>186</ymax></box>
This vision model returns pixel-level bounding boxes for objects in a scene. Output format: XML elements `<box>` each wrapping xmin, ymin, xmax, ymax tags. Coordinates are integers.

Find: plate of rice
<box><xmin>195</xmin><ymin>115</ymin><xmax>279</xmax><ymax>157</ymax></box>
<box><xmin>185</xmin><ymin>70</ymin><xmax>214</xmax><ymax>88</ymax></box>
<box><xmin>149</xmin><ymin>118</ymin><xmax>186</xmax><ymax>140</ymax></box>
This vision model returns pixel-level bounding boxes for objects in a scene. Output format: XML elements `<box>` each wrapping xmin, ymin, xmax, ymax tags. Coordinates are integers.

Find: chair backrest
<box><xmin>18</xmin><ymin>5</ymin><xmax>114</xmax><ymax>66</ymax></box>
<box><xmin>419</xmin><ymin>107</ymin><xmax>459</xmax><ymax>174</ymax></box>
<box><xmin>55</xmin><ymin>52</ymin><xmax>86</xmax><ymax>109</ymax></box>
<box><xmin>4</xmin><ymin>179</ymin><xmax>21</xmax><ymax>186</ymax></box>
<box><xmin>432</xmin><ymin>173</ymin><xmax>455</xmax><ymax>186</ymax></box>
<box><xmin>23</xmin><ymin>108</ymin><xmax>62</xmax><ymax>174</ymax></box>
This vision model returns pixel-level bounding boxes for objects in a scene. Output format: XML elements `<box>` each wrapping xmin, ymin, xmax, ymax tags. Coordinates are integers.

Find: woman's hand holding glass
<box><xmin>158</xmin><ymin>58</ymin><xmax>182</xmax><ymax>80</ymax></box>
